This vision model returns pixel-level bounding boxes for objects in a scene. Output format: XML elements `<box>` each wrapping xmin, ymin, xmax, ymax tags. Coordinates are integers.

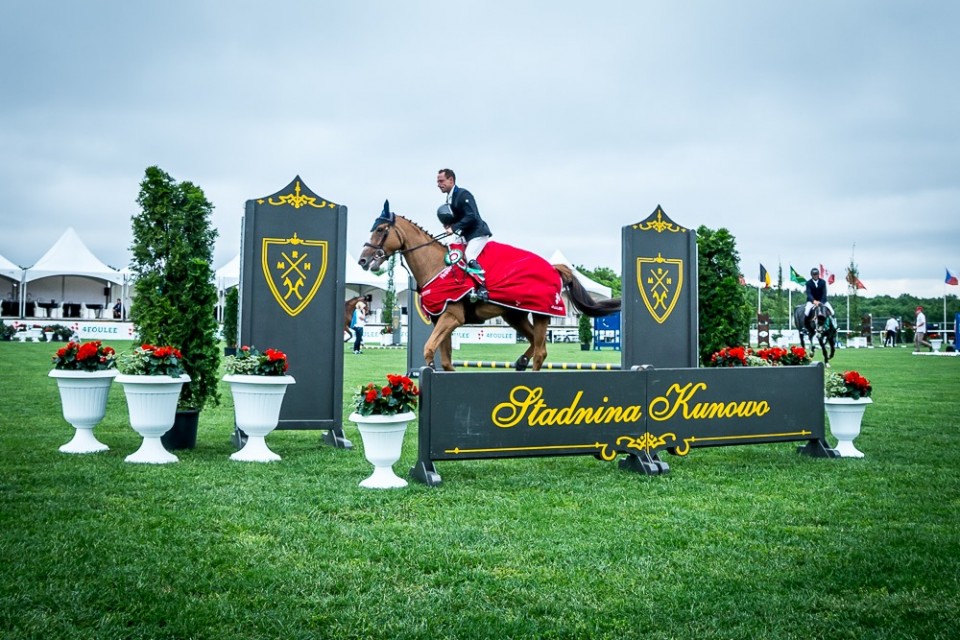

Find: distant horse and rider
<box><xmin>793</xmin><ymin>303</ymin><xmax>837</xmax><ymax>366</ymax></box>
<box><xmin>357</xmin><ymin>201</ymin><xmax>620</xmax><ymax>372</ymax></box>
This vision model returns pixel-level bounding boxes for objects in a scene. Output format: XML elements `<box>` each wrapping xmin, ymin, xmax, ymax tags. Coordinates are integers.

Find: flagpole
<box><xmin>789</xmin><ymin>287</ymin><xmax>794</xmax><ymax>331</ymax></box>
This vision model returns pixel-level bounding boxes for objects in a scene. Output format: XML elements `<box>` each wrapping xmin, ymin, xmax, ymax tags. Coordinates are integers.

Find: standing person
<box><xmin>436</xmin><ymin>168</ymin><xmax>492</xmax><ymax>303</ymax></box>
<box><xmin>803</xmin><ymin>267</ymin><xmax>834</xmax><ymax>330</ymax></box>
<box><xmin>914</xmin><ymin>305</ymin><xmax>933</xmax><ymax>352</ymax></box>
<box><xmin>351</xmin><ymin>301</ymin><xmax>366</xmax><ymax>355</ymax></box>
<box><xmin>884</xmin><ymin>316</ymin><xmax>899</xmax><ymax>347</ymax></box>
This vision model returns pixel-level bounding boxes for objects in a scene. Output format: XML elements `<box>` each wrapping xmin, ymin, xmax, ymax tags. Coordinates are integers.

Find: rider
<box><xmin>804</xmin><ymin>267</ymin><xmax>834</xmax><ymax>331</ymax></box>
<box><xmin>436</xmin><ymin>168</ymin><xmax>492</xmax><ymax>303</ymax></box>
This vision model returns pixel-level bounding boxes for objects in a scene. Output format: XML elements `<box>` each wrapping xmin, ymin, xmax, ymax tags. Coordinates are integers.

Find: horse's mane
<box><xmin>395</xmin><ymin>215</ymin><xmax>440</xmax><ymax>241</ymax></box>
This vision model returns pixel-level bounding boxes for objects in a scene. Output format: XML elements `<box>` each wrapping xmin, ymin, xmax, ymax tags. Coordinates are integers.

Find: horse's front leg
<box><xmin>438</xmin><ymin>335</ymin><xmax>454</xmax><ymax>371</ymax></box>
<box><xmin>424</xmin><ymin>311</ymin><xmax>463</xmax><ymax>372</ymax></box>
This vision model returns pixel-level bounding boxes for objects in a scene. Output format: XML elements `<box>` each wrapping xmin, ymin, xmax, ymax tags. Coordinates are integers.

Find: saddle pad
<box><xmin>419</xmin><ymin>242</ymin><xmax>567</xmax><ymax>318</ymax></box>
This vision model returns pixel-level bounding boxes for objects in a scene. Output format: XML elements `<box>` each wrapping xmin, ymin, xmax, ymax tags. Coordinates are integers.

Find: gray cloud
<box><xmin>1</xmin><ymin>1</ymin><xmax>958</xmax><ymax>298</ymax></box>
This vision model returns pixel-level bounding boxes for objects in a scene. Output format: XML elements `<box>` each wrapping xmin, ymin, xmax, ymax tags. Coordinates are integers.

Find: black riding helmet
<box><xmin>437</xmin><ymin>203</ymin><xmax>455</xmax><ymax>226</ymax></box>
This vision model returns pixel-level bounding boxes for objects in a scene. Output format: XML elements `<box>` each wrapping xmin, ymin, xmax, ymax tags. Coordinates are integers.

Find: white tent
<box><xmin>0</xmin><ymin>252</ymin><xmax>21</xmax><ymax>281</ymax></box>
<box><xmin>24</xmin><ymin>227</ymin><xmax>124</xmax><ymax>285</ymax></box>
<box><xmin>20</xmin><ymin>227</ymin><xmax>124</xmax><ymax>318</ymax></box>
<box><xmin>215</xmin><ymin>253</ymin><xmax>241</xmax><ymax>291</ymax></box>
<box><xmin>215</xmin><ymin>252</ymin><xmax>396</xmax><ymax>292</ymax></box>
<box><xmin>547</xmin><ymin>250</ymin><xmax>612</xmax><ymax>299</ymax></box>
<box><xmin>345</xmin><ymin>252</ymin><xmax>393</xmax><ymax>292</ymax></box>
<box><xmin>0</xmin><ymin>253</ymin><xmax>22</xmax><ymax>316</ymax></box>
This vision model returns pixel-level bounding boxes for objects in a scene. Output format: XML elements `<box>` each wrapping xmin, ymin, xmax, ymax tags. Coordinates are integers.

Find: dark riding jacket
<box><xmin>805</xmin><ymin>278</ymin><xmax>827</xmax><ymax>304</ymax></box>
<box><xmin>448</xmin><ymin>185</ymin><xmax>491</xmax><ymax>241</ymax></box>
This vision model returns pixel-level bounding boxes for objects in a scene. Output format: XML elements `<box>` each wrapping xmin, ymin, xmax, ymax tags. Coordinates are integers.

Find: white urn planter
<box><xmin>116</xmin><ymin>374</ymin><xmax>190</xmax><ymax>464</ymax></box>
<box><xmin>224</xmin><ymin>374</ymin><xmax>296</xmax><ymax>462</ymax></box>
<box><xmin>49</xmin><ymin>369</ymin><xmax>118</xmax><ymax>453</ymax></box>
<box><xmin>824</xmin><ymin>397</ymin><xmax>872</xmax><ymax>458</ymax></box>
<box><xmin>349</xmin><ymin>412</ymin><xmax>414</xmax><ymax>489</ymax></box>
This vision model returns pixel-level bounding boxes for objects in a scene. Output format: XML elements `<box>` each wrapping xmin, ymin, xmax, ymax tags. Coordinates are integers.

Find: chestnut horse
<box><xmin>344</xmin><ymin>294</ymin><xmax>372</xmax><ymax>341</ymax></box>
<box><xmin>358</xmin><ymin>211</ymin><xmax>620</xmax><ymax>371</ymax></box>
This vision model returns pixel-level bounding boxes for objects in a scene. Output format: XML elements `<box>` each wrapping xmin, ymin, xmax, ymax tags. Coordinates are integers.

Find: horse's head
<box><xmin>358</xmin><ymin>200</ymin><xmax>401</xmax><ymax>272</ymax></box>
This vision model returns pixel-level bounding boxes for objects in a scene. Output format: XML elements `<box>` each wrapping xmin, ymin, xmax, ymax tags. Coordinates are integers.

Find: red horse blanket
<box><xmin>419</xmin><ymin>242</ymin><xmax>567</xmax><ymax>318</ymax></box>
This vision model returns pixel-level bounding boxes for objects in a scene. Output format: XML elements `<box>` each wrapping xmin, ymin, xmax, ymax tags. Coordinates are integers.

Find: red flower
<box><xmin>365</xmin><ymin>389</ymin><xmax>378</xmax><ymax>402</ymax></box>
<box><xmin>382</xmin><ymin>386</ymin><xmax>392</xmax><ymax>396</ymax></box>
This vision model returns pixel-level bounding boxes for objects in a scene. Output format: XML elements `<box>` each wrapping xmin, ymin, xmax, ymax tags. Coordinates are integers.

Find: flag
<box><xmin>759</xmin><ymin>264</ymin><xmax>771</xmax><ymax>289</ymax></box>
<box><xmin>946</xmin><ymin>268</ymin><xmax>959</xmax><ymax>286</ymax></box>
<box><xmin>820</xmin><ymin>264</ymin><xmax>835</xmax><ymax>285</ymax></box>
<box><xmin>845</xmin><ymin>268</ymin><xmax>866</xmax><ymax>290</ymax></box>
<box><xmin>789</xmin><ymin>266</ymin><xmax>806</xmax><ymax>286</ymax></box>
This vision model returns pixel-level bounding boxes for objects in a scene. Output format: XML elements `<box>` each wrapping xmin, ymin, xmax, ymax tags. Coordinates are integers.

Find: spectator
<box><xmin>914</xmin><ymin>306</ymin><xmax>933</xmax><ymax>352</ymax></box>
<box><xmin>884</xmin><ymin>316</ymin><xmax>899</xmax><ymax>347</ymax></box>
<box><xmin>112</xmin><ymin>298</ymin><xmax>123</xmax><ymax>319</ymax></box>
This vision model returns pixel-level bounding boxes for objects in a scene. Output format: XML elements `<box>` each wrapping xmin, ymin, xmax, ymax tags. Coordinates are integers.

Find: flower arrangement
<box><xmin>223</xmin><ymin>345</ymin><xmax>289</xmax><ymax>376</ymax></box>
<box><xmin>756</xmin><ymin>346</ymin><xmax>812</xmax><ymax>366</ymax></box>
<box><xmin>354</xmin><ymin>374</ymin><xmax>419</xmax><ymax>416</ymax></box>
<box><xmin>51</xmin><ymin>340</ymin><xmax>117</xmax><ymax>372</ymax></box>
<box><xmin>709</xmin><ymin>345</ymin><xmax>813</xmax><ymax>367</ymax></box>
<box><xmin>825</xmin><ymin>370</ymin><xmax>873</xmax><ymax>399</ymax></box>
<box><xmin>118</xmin><ymin>344</ymin><xmax>185</xmax><ymax>377</ymax></box>
<box><xmin>709</xmin><ymin>346</ymin><xmax>749</xmax><ymax>367</ymax></box>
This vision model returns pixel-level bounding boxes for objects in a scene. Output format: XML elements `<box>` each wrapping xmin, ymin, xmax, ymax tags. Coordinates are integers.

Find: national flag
<box><xmin>855</xmin><ymin>278</ymin><xmax>866</xmax><ymax>290</ymax></box>
<box><xmin>789</xmin><ymin>266</ymin><xmax>806</xmax><ymax>286</ymax></box>
<box><xmin>820</xmin><ymin>264</ymin><xmax>835</xmax><ymax>285</ymax></box>
<box><xmin>946</xmin><ymin>268</ymin><xmax>959</xmax><ymax>286</ymax></box>
<box><xmin>759</xmin><ymin>264</ymin><xmax>771</xmax><ymax>289</ymax></box>
<box><xmin>846</xmin><ymin>268</ymin><xmax>866</xmax><ymax>290</ymax></box>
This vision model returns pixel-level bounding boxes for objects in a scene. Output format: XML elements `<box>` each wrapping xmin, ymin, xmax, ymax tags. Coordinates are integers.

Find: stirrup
<box><xmin>469</xmin><ymin>287</ymin><xmax>489</xmax><ymax>303</ymax></box>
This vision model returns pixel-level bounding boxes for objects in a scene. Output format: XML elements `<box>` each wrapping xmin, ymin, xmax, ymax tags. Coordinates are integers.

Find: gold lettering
<box><xmin>649</xmin><ymin>382</ymin><xmax>770</xmax><ymax>421</ymax></box>
<box><xmin>491</xmin><ymin>386</ymin><xmax>643</xmax><ymax>428</ymax></box>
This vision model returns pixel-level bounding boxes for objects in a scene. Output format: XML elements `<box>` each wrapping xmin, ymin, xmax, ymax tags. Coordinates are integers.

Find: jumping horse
<box><xmin>358</xmin><ymin>209</ymin><xmax>620</xmax><ymax>372</ymax></box>
<box><xmin>793</xmin><ymin>304</ymin><xmax>837</xmax><ymax>366</ymax></box>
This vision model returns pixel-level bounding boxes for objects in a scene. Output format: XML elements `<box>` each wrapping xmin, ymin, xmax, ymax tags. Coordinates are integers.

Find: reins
<box><xmin>362</xmin><ymin>217</ymin><xmax>452</xmax><ymax>287</ymax></box>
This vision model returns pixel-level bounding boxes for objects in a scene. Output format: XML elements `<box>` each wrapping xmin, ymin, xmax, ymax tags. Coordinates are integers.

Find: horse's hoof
<box><xmin>515</xmin><ymin>355</ymin><xmax>530</xmax><ymax>372</ymax></box>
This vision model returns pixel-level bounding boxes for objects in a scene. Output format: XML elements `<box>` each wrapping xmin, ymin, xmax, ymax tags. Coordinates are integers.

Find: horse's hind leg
<box><xmin>530</xmin><ymin>316</ymin><xmax>550</xmax><ymax>371</ymax></box>
<box><xmin>502</xmin><ymin>310</ymin><xmax>536</xmax><ymax>370</ymax></box>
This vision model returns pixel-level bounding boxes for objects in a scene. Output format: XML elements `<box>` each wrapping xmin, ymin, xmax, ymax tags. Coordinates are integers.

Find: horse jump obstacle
<box><xmin>410</xmin><ymin>364</ymin><xmax>834</xmax><ymax>486</ymax></box>
<box><xmin>451</xmin><ymin>360</ymin><xmax>621</xmax><ymax>370</ymax></box>
<box><xmin>406</xmin><ymin>205</ymin><xmax>838</xmax><ymax>486</ymax></box>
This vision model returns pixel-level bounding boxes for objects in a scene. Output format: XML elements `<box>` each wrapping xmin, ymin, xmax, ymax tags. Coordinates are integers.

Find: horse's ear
<box><xmin>382</xmin><ymin>199</ymin><xmax>390</xmax><ymax>215</ymax></box>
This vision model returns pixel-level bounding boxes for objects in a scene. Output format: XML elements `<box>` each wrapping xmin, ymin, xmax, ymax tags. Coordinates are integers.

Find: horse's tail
<box><xmin>554</xmin><ymin>264</ymin><xmax>621</xmax><ymax>317</ymax></box>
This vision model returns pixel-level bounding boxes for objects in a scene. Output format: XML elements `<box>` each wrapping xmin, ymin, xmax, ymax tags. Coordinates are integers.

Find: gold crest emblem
<box><xmin>261</xmin><ymin>233</ymin><xmax>327</xmax><ymax>317</ymax></box>
<box><xmin>636</xmin><ymin>253</ymin><xmax>683</xmax><ymax>324</ymax></box>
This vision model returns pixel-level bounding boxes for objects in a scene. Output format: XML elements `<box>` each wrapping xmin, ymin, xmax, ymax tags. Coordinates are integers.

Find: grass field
<box><xmin>1</xmin><ymin>340</ymin><xmax>958</xmax><ymax>639</ymax></box>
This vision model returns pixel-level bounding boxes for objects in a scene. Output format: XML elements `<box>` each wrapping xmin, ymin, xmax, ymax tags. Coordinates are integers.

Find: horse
<box><xmin>793</xmin><ymin>304</ymin><xmax>836</xmax><ymax>366</ymax></box>
<box><xmin>358</xmin><ymin>210</ymin><xmax>620</xmax><ymax>372</ymax></box>
<box><xmin>344</xmin><ymin>294</ymin><xmax>373</xmax><ymax>342</ymax></box>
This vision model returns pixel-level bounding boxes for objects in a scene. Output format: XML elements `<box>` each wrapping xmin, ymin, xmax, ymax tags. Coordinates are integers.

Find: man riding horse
<box><xmin>436</xmin><ymin>168</ymin><xmax>491</xmax><ymax>303</ymax></box>
<box><xmin>804</xmin><ymin>267</ymin><xmax>834</xmax><ymax>334</ymax></box>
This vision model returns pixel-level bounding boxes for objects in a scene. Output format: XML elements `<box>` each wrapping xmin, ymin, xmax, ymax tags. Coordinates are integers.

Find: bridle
<box><xmin>362</xmin><ymin>217</ymin><xmax>451</xmax><ymax>266</ymax></box>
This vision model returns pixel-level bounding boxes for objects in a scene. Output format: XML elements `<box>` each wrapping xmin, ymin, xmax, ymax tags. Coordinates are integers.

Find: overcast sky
<box><xmin>2</xmin><ymin>1</ymin><xmax>957</xmax><ymax>298</ymax></box>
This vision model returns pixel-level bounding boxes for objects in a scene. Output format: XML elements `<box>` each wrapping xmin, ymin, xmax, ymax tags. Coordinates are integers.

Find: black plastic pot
<box><xmin>161</xmin><ymin>409</ymin><xmax>199</xmax><ymax>450</ymax></box>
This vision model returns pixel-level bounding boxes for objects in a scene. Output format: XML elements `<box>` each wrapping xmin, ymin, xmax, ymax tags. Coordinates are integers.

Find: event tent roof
<box><xmin>215</xmin><ymin>252</ymin><xmax>398</xmax><ymax>292</ymax></box>
<box><xmin>0</xmin><ymin>252</ymin><xmax>21</xmax><ymax>281</ymax></box>
<box><xmin>23</xmin><ymin>227</ymin><xmax>124</xmax><ymax>285</ymax></box>
<box><xmin>547</xmin><ymin>250</ymin><xmax>612</xmax><ymax>299</ymax></box>
<box><xmin>215</xmin><ymin>254</ymin><xmax>241</xmax><ymax>290</ymax></box>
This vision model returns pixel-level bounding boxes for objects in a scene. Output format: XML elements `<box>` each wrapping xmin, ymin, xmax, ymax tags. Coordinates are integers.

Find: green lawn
<box><xmin>1</xmin><ymin>340</ymin><xmax>958</xmax><ymax>639</ymax></box>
